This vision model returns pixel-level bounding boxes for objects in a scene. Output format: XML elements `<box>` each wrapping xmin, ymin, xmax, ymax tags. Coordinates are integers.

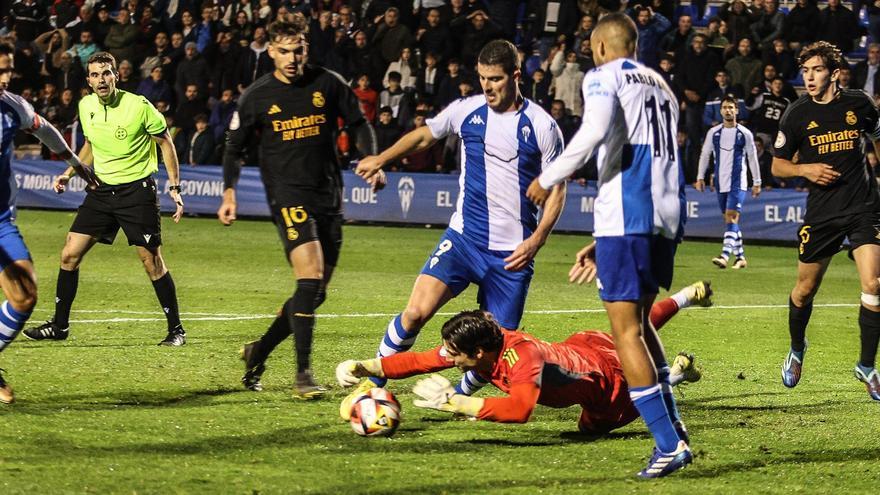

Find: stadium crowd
<box><xmin>1</xmin><ymin>0</ymin><xmax>877</xmax><ymax>185</ymax></box>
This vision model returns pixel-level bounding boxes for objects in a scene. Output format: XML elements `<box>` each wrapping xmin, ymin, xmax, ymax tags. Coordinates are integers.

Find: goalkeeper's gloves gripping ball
<box><xmin>412</xmin><ymin>374</ymin><xmax>483</xmax><ymax>417</ymax></box>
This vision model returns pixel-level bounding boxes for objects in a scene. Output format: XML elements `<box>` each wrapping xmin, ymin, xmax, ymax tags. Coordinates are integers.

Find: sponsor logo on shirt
<box><xmin>271</xmin><ymin>114</ymin><xmax>326</xmax><ymax>141</ymax></box>
<box><xmin>807</xmin><ymin>121</ymin><xmax>818</xmax><ymax>130</ymax></box>
<box><xmin>268</xmin><ymin>104</ymin><xmax>281</xmax><ymax>115</ymax></box>
<box><xmin>468</xmin><ymin>114</ymin><xmax>485</xmax><ymax>126</ymax></box>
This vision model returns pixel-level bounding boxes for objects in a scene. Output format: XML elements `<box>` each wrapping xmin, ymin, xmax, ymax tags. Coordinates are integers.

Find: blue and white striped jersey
<box><xmin>538</xmin><ymin>58</ymin><xmax>685</xmax><ymax>240</ymax></box>
<box><xmin>427</xmin><ymin>95</ymin><xmax>564</xmax><ymax>251</ymax></box>
<box><xmin>0</xmin><ymin>91</ymin><xmax>39</xmax><ymax>214</ymax></box>
<box><xmin>697</xmin><ymin>124</ymin><xmax>761</xmax><ymax>193</ymax></box>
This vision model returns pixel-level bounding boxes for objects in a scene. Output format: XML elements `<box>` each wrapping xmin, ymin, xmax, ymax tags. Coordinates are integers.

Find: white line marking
<box><xmin>52</xmin><ymin>303</ymin><xmax>861</xmax><ymax>324</ymax></box>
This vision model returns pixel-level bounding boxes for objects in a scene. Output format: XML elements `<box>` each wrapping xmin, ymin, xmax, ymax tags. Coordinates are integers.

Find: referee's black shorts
<box><xmin>70</xmin><ymin>176</ymin><xmax>162</xmax><ymax>248</ymax></box>
<box><xmin>270</xmin><ymin>201</ymin><xmax>343</xmax><ymax>267</ymax></box>
<box><xmin>797</xmin><ymin>210</ymin><xmax>880</xmax><ymax>263</ymax></box>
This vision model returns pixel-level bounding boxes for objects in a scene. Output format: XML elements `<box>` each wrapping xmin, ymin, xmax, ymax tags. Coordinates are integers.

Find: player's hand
<box><xmin>355</xmin><ymin>155</ymin><xmax>384</xmax><ymax>180</ymax></box>
<box><xmin>752</xmin><ymin>185</ymin><xmax>762</xmax><ymax>198</ymax></box>
<box><xmin>694</xmin><ymin>179</ymin><xmax>705</xmax><ymax>192</ymax></box>
<box><xmin>366</xmin><ymin>169</ymin><xmax>386</xmax><ymax>192</ymax></box>
<box><xmin>505</xmin><ymin>235</ymin><xmax>542</xmax><ymax>271</ymax></box>
<box><xmin>170</xmin><ymin>190</ymin><xmax>184</xmax><ymax>223</ymax></box>
<box><xmin>412</xmin><ymin>374</ymin><xmax>457</xmax><ymax>413</ymax></box>
<box><xmin>569</xmin><ymin>241</ymin><xmax>597</xmax><ymax>285</ymax></box>
<box><xmin>217</xmin><ymin>199</ymin><xmax>237</xmax><ymax>225</ymax></box>
<box><xmin>526</xmin><ymin>178</ymin><xmax>551</xmax><ymax>207</ymax></box>
<box><xmin>336</xmin><ymin>359</ymin><xmax>384</xmax><ymax>386</ymax></box>
<box><xmin>801</xmin><ymin>163</ymin><xmax>840</xmax><ymax>186</ymax></box>
<box><xmin>53</xmin><ymin>174</ymin><xmax>70</xmax><ymax>194</ymax></box>
<box><xmin>77</xmin><ymin>166</ymin><xmax>100</xmax><ymax>190</ymax></box>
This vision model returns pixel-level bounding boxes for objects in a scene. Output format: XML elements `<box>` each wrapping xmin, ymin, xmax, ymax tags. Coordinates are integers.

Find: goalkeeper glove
<box><xmin>336</xmin><ymin>358</ymin><xmax>384</xmax><ymax>387</ymax></box>
<box><xmin>412</xmin><ymin>374</ymin><xmax>483</xmax><ymax>417</ymax></box>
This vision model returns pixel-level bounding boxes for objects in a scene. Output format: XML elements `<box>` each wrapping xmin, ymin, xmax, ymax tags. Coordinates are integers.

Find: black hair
<box><xmin>440</xmin><ymin>310</ymin><xmax>505</xmax><ymax>358</ymax></box>
<box><xmin>477</xmin><ymin>39</ymin><xmax>520</xmax><ymax>74</ymax></box>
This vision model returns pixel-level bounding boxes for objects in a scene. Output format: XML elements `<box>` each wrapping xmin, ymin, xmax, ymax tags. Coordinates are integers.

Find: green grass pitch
<box><xmin>1</xmin><ymin>210</ymin><xmax>878</xmax><ymax>494</ymax></box>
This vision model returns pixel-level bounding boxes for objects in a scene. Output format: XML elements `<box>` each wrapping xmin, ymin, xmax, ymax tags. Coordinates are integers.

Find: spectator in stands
<box><xmin>839</xmin><ymin>65</ymin><xmax>853</xmax><ymax>90</ymax></box>
<box><xmin>401</xmin><ymin>111</ymin><xmax>443</xmax><ymax>172</ymax></box>
<box><xmin>529</xmin><ymin>0</ymin><xmax>580</xmax><ymax>59</ymax></box>
<box><xmin>726</xmin><ymin>37</ymin><xmax>763</xmax><ymax>94</ymax></box>
<box><xmin>572</xmin><ymin>14</ymin><xmax>595</xmax><ymax>51</ymax></box>
<box><xmin>437</xmin><ymin>57</ymin><xmax>465</xmax><ymax>109</ymax></box>
<box><xmin>762</xmin><ymin>38</ymin><xmax>797</xmax><ymax>80</ymax></box>
<box><xmin>104</xmin><ymin>9</ymin><xmax>139</xmax><ymax>69</ymax></box>
<box><xmin>117</xmin><ymin>60</ymin><xmax>140</xmax><ymax>93</ymax></box>
<box><xmin>35</xmin><ymin>81</ymin><xmax>59</xmax><ymax>120</ymax></box>
<box><xmin>195</xmin><ymin>4</ymin><xmax>217</xmax><ymax>54</ymax></box>
<box><xmin>180</xmin><ymin>10</ymin><xmax>198</xmax><ymax>46</ymax></box>
<box><xmin>818</xmin><ymin>0</ymin><xmax>860</xmax><ymax>54</ymax></box>
<box><xmin>375</xmin><ymin>106</ymin><xmax>403</xmax><ymax>169</ymax></box>
<box><xmin>175</xmin><ymin>83</ymin><xmax>208</xmax><ymax>137</ymax></box>
<box><xmin>418</xmin><ymin>8</ymin><xmax>451</xmax><ymax>64</ymax></box>
<box><xmin>703</xmin><ymin>69</ymin><xmax>747</xmax><ymax>128</ymax></box>
<box><xmin>854</xmin><ymin>43</ymin><xmax>880</xmax><ymax>99</ymax></box>
<box><xmin>188</xmin><ymin>114</ymin><xmax>215</xmax><ymax>165</ymax></box>
<box><xmin>750</xmin><ymin>0</ymin><xmax>785</xmax><ymax>51</ymax></box>
<box><xmin>354</xmin><ymin>74</ymin><xmax>379</xmax><ymax>123</ymax></box>
<box><xmin>782</xmin><ymin>0</ymin><xmax>820</xmax><ymax>52</ymax></box>
<box><xmin>349</xmin><ymin>30</ymin><xmax>375</xmax><ymax>89</ymax></box>
<box><xmin>53</xmin><ymin>0</ymin><xmax>79</xmax><ymax>31</ymax></box>
<box><xmin>523</xmin><ymin>67</ymin><xmax>552</xmax><ymax>110</ymax></box>
<box><xmin>747</xmin><ymin>76</ymin><xmax>790</xmax><ymax>146</ymax></box>
<box><xmin>754</xmin><ymin>135</ymin><xmax>779</xmax><ymax>189</ymax></box>
<box><xmin>416</xmin><ymin>51</ymin><xmax>442</xmax><ymax>106</ymax></box>
<box><xmin>380</xmin><ymin>71</ymin><xmax>405</xmax><ymax>118</ymax></box>
<box><xmin>661</xmin><ymin>13</ymin><xmax>695</xmax><ymax>62</ymax></box>
<box><xmin>632</xmin><ymin>5</ymin><xmax>671</xmax><ymax>69</ymax></box>
<box><xmin>209</xmin><ymin>88</ymin><xmax>237</xmax><ymax>143</ymax></box>
<box><xmin>230</xmin><ymin>10</ymin><xmax>255</xmax><ymax>43</ymax></box>
<box><xmin>550</xmin><ymin>99</ymin><xmax>579</xmax><ymax>144</ymax></box>
<box><xmin>176</xmin><ymin>41</ymin><xmax>210</xmax><ymax>108</ymax></box>
<box><xmin>384</xmin><ymin>47</ymin><xmax>418</xmax><ymax>90</ymax></box>
<box><xmin>67</xmin><ymin>29</ymin><xmax>98</xmax><ymax>69</ymax></box>
<box><xmin>657</xmin><ymin>54</ymin><xmax>681</xmax><ymax>100</ymax></box>
<box><xmin>455</xmin><ymin>9</ymin><xmax>503</xmax><ymax>69</ymax></box>
<box><xmin>550</xmin><ymin>47</ymin><xmax>585</xmax><ymax>117</ymax></box>
<box><xmin>35</xmin><ymin>29</ymin><xmax>71</xmax><ymax>72</ymax></box>
<box><xmin>67</xmin><ymin>5</ymin><xmax>97</xmax><ymax>42</ymax></box>
<box><xmin>56</xmin><ymin>88</ymin><xmax>78</xmax><ymax>128</ymax></box>
<box><xmin>371</xmin><ymin>8</ymin><xmax>414</xmax><ymax>83</ymax></box>
<box><xmin>310</xmin><ymin>11</ymin><xmax>335</xmax><ymax>66</ymax></box>
<box><xmin>11</xmin><ymin>0</ymin><xmax>47</xmax><ymax>43</ymax></box>
<box><xmin>705</xmin><ymin>17</ymin><xmax>732</xmax><ymax>57</ymax></box>
<box><xmin>719</xmin><ymin>0</ymin><xmax>755</xmax><ymax>46</ymax></box>
<box><xmin>575</xmin><ymin>38</ymin><xmax>595</xmax><ymax>73</ymax></box>
<box><xmin>866</xmin><ymin>0</ymin><xmax>880</xmax><ymax>48</ymax></box>
<box><xmin>236</xmin><ymin>26</ymin><xmax>270</xmax><ymax>92</ymax></box>
<box><xmin>205</xmin><ymin>31</ymin><xmax>241</xmax><ymax>99</ymax></box>
<box><xmin>92</xmin><ymin>7</ymin><xmax>114</xmax><ymax>47</ymax></box>
<box><xmin>53</xmin><ymin>51</ymin><xmax>85</xmax><ymax>95</ymax></box>
<box><xmin>337</xmin><ymin>4</ymin><xmax>359</xmax><ymax>38</ymax></box>
<box><xmin>137</xmin><ymin>66</ymin><xmax>174</xmax><ymax>105</ymax></box>
<box><xmin>678</xmin><ymin>33</ymin><xmax>721</xmax><ymax>182</ymax></box>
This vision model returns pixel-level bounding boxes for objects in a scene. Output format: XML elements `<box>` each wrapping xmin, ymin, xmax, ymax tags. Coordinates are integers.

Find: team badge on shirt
<box><xmin>114</xmin><ymin>127</ymin><xmax>128</xmax><ymax>140</ymax></box>
<box><xmin>312</xmin><ymin>92</ymin><xmax>325</xmax><ymax>108</ymax></box>
<box><xmin>774</xmin><ymin>131</ymin><xmax>786</xmax><ymax>149</ymax></box>
<box><xmin>846</xmin><ymin>111</ymin><xmax>857</xmax><ymax>126</ymax></box>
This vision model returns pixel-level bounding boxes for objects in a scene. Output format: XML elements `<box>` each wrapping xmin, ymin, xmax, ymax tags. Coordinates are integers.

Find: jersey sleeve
<box><xmin>697</xmin><ymin>127</ymin><xmax>715</xmax><ymax>181</ymax></box>
<box><xmin>77</xmin><ymin>98</ymin><xmax>90</xmax><ymax>139</ymax></box>
<box><xmin>9</xmin><ymin>94</ymin><xmax>38</xmax><ymax>131</ymax></box>
<box><xmin>476</xmin><ymin>341</ymin><xmax>544</xmax><ymax>423</ymax></box>
<box><xmin>379</xmin><ymin>345</ymin><xmax>454</xmax><ymax>379</ymax></box>
<box><xmin>773</xmin><ymin>102</ymin><xmax>801</xmax><ymax>160</ymax></box>
<box><xmin>538</xmin><ymin>69</ymin><xmax>616</xmax><ymax>189</ymax></box>
<box><xmin>426</xmin><ymin>97</ymin><xmax>466</xmax><ymax>140</ymax></box>
<box><xmin>537</xmin><ymin>114</ymin><xmax>565</xmax><ymax>171</ymax></box>
<box><xmin>142</xmin><ymin>97</ymin><xmax>167</xmax><ymax>135</ymax></box>
<box><xmin>222</xmin><ymin>90</ymin><xmax>259</xmax><ymax>188</ymax></box>
<box><xmin>743</xmin><ymin>128</ymin><xmax>761</xmax><ymax>185</ymax></box>
<box><xmin>860</xmin><ymin>91</ymin><xmax>880</xmax><ymax>141</ymax></box>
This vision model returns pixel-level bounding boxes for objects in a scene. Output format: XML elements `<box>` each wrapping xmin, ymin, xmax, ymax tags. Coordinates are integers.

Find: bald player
<box><xmin>527</xmin><ymin>14</ymin><xmax>691</xmax><ymax>478</ymax></box>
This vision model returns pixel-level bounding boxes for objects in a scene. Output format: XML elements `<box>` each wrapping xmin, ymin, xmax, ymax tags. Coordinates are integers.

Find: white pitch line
<box><xmin>59</xmin><ymin>303</ymin><xmax>861</xmax><ymax>324</ymax></box>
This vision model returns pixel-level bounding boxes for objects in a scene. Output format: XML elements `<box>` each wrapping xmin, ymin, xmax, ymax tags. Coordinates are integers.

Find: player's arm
<box><xmin>219</xmin><ymin>96</ymin><xmax>257</xmax><ymax>225</ymax></box>
<box><xmin>744</xmin><ymin>130</ymin><xmax>762</xmax><ymax>197</ymax></box>
<box><xmin>53</xmin><ymin>139</ymin><xmax>94</xmax><ymax>194</ymax></box>
<box><xmin>476</xmin><ymin>382</ymin><xmax>541</xmax><ymax>423</ymax></box>
<box><xmin>355</xmin><ymin>125</ymin><xmax>437</xmax><ymax>179</ymax></box>
<box><xmin>695</xmin><ymin>129</ymin><xmax>714</xmax><ymax>191</ymax></box>
<box><xmin>771</xmin><ymin>107</ymin><xmax>840</xmax><ymax>185</ymax></box>
<box><xmin>336</xmin><ymin>345</ymin><xmax>454</xmax><ymax>386</ymax></box>
<box><xmin>152</xmin><ymin>130</ymin><xmax>184</xmax><ymax>223</ymax></box>
<box><xmin>347</xmin><ymin>119</ymin><xmax>386</xmax><ymax>191</ymax></box>
<box><xmin>527</xmin><ymin>72</ymin><xmax>614</xmax><ymax>206</ymax></box>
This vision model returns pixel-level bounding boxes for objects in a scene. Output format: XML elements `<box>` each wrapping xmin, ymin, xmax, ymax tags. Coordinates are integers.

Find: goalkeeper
<box><xmin>338</xmin><ymin>282</ymin><xmax>709</xmax><ymax>434</ymax></box>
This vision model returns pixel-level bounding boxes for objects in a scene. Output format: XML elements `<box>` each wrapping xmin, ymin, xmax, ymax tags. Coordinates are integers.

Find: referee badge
<box><xmin>312</xmin><ymin>91</ymin><xmax>325</xmax><ymax>107</ymax></box>
<box><xmin>846</xmin><ymin>111</ymin><xmax>857</xmax><ymax>126</ymax></box>
<box><xmin>114</xmin><ymin>127</ymin><xmax>128</xmax><ymax>140</ymax></box>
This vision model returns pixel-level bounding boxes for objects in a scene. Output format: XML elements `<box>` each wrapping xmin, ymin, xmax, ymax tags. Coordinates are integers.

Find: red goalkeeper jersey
<box><xmin>380</xmin><ymin>330</ymin><xmax>637</xmax><ymax>425</ymax></box>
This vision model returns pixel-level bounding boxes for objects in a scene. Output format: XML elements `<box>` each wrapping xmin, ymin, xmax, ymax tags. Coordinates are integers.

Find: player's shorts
<box><xmin>420</xmin><ymin>228</ymin><xmax>533</xmax><ymax>329</ymax></box>
<box><xmin>270</xmin><ymin>203</ymin><xmax>343</xmax><ymax>267</ymax></box>
<box><xmin>797</xmin><ymin>210</ymin><xmax>880</xmax><ymax>263</ymax></box>
<box><xmin>717</xmin><ymin>189</ymin><xmax>746</xmax><ymax>213</ymax></box>
<box><xmin>566</xmin><ymin>332</ymin><xmax>639</xmax><ymax>434</ymax></box>
<box><xmin>70</xmin><ymin>177</ymin><xmax>161</xmax><ymax>247</ymax></box>
<box><xmin>595</xmin><ymin>234</ymin><xmax>676</xmax><ymax>302</ymax></box>
<box><xmin>0</xmin><ymin>214</ymin><xmax>31</xmax><ymax>271</ymax></box>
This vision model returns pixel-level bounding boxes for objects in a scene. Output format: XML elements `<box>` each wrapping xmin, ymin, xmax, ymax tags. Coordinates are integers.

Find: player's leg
<box><xmin>287</xmin><ymin>240</ymin><xmax>326</xmax><ymax>398</ymax></box>
<box><xmin>712</xmin><ymin>192</ymin><xmax>732</xmax><ymax>268</ymax></box>
<box><xmin>135</xmin><ymin>245</ymin><xmax>185</xmax><ymax>346</ymax></box>
<box><xmin>0</xmin><ymin>226</ymin><xmax>38</xmax><ymax>403</ymax></box>
<box><xmin>25</xmin><ymin>232</ymin><xmax>97</xmax><ymax>340</ymax></box>
<box><xmin>726</xmin><ymin>189</ymin><xmax>747</xmax><ymax>269</ymax></box>
<box><xmin>782</xmin><ymin>258</ymin><xmax>831</xmax><ymax>387</ymax></box>
<box><xmin>848</xmin><ymin>225</ymin><xmax>880</xmax><ymax>401</ymax></box>
<box><xmin>648</xmin><ymin>280</ymin><xmax>713</xmax><ymax>330</ymax></box>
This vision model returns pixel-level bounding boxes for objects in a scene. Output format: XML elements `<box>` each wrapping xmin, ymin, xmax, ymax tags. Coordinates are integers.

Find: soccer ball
<box><xmin>349</xmin><ymin>388</ymin><xmax>401</xmax><ymax>437</ymax></box>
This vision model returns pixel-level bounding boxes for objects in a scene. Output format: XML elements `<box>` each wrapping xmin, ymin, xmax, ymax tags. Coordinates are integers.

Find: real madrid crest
<box><xmin>114</xmin><ymin>127</ymin><xmax>128</xmax><ymax>140</ymax></box>
<box><xmin>312</xmin><ymin>91</ymin><xmax>325</xmax><ymax>107</ymax></box>
<box><xmin>846</xmin><ymin>110</ymin><xmax>857</xmax><ymax>126</ymax></box>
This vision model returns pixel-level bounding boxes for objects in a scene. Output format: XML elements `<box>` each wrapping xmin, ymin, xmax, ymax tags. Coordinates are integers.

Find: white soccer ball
<box><xmin>350</xmin><ymin>388</ymin><xmax>401</xmax><ymax>437</ymax></box>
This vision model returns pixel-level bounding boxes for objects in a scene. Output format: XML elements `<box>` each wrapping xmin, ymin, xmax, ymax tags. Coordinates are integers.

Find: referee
<box><xmin>25</xmin><ymin>52</ymin><xmax>188</xmax><ymax>346</ymax></box>
<box><xmin>219</xmin><ymin>18</ymin><xmax>379</xmax><ymax>398</ymax></box>
<box><xmin>773</xmin><ymin>41</ymin><xmax>880</xmax><ymax>400</ymax></box>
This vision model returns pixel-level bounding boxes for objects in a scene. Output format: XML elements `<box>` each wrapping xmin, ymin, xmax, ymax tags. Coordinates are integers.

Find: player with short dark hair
<box><xmin>337</xmin><ymin>282</ymin><xmax>710</xmax><ymax>432</ymax></box>
<box><xmin>25</xmin><ymin>51</ymin><xmax>187</xmax><ymax>347</ymax></box>
<box><xmin>0</xmin><ymin>43</ymin><xmax>98</xmax><ymax>402</ymax></box>
<box><xmin>773</xmin><ymin>41</ymin><xmax>880</xmax><ymax>401</ymax></box>
<box><xmin>219</xmin><ymin>19</ymin><xmax>379</xmax><ymax>399</ymax></box>
<box><xmin>696</xmin><ymin>95</ymin><xmax>762</xmax><ymax>269</ymax></box>
<box><xmin>350</xmin><ymin>38</ymin><xmax>567</xmax><ymax>417</ymax></box>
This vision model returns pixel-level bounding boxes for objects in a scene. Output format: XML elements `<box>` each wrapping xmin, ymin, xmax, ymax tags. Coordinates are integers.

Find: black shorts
<box><xmin>797</xmin><ymin>211</ymin><xmax>880</xmax><ymax>263</ymax></box>
<box><xmin>271</xmin><ymin>203</ymin><xmax>343</xmax><ymax>267</ymax></box>
<box><xmin>70</xmin><ymin>177</ymin><xmax>161</xmax><ymax>247</ymax></box>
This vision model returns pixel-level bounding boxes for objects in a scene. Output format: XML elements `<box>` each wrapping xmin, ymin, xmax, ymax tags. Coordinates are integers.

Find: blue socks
<box><xmin>630</xmin><ymin>384</ymin><xmax>681</xmax><ymax>453</ymax></box>
<box><xmin>371</xmin><ymin>314</ymin><xmax>419</xmax><ymax>386</ymax></box>
<box><xmin>0</xmin><ymin>301</ymin><xmax>32</xmax><ymax>352</ymax></box>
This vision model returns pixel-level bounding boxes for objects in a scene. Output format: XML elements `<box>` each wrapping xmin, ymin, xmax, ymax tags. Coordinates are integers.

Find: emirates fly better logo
<box><xmin>397</xmin><ymin>176</ymin><xmax>415</xmax><ymax>218</ymax></box>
